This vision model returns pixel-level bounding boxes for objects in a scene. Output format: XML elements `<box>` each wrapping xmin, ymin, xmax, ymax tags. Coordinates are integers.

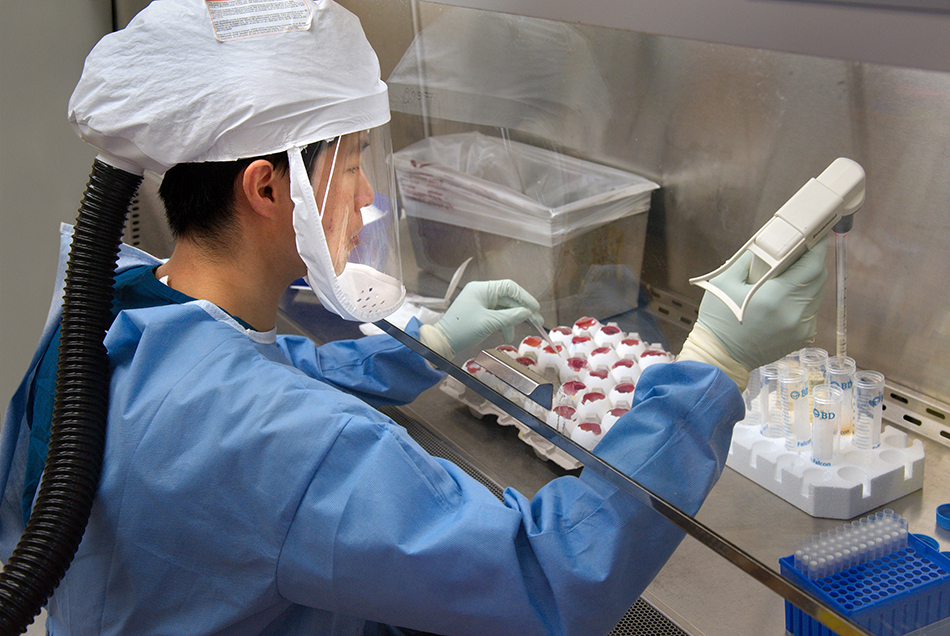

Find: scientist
<box><xmin>0</xmin><ymin>1</ymin><xmax>827</xmax><ymax>635</ymax></box>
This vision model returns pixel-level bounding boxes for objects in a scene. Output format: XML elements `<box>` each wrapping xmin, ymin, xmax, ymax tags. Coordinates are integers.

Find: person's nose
<box><xmin>356</xmin><ymin>171</ymin><xmax>375</xmax><ymax>212</ymax></box>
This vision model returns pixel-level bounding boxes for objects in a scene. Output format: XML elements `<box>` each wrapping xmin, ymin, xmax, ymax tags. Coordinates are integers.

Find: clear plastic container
<box><xmin>780</xmin><ymin>367</ymin><xmax>811</xmax><ymax>452</ymax></box>
<box><xmin>826</xmin><ymin>356</ymin><xmax>856</xmax><ymax>436</ymax></box>
<box><xmin>395</xmin><ymin>133</ymin><xmax>658</xmax><ymax>248</ymax></box>
<box><xmin>800</xmin><ymin>347</ymin><xmax>829</xmax><ymax>422</ymax></box>
<box><xmin>811</xmin><ymin>384</ymin><xmax>843</xmax><ymax>466</ymax></box>
<box><xmin>854</xmin><ymin>370</ymin><xmax>886</xmax><ymax>450</ymax></box>
<box><xmin>394</xmin><ymin>132</ymin><xmax>659</xmax><ymax>325</ymax></box>
<box><xmin>759</xmin><ymin>362</ymin><xmax>788</xmax><ymax>439</ymax></box>
<box><xmin>744</xmin><ymin>367</ymin><xmax>762</xmax><ymax>427</ymax></box>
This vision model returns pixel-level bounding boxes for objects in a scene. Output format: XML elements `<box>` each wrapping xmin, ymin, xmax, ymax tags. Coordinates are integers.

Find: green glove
<box><xmin>679</xmin><ymin>237</ymin><xmax>829</xmax><ymax>391</ymax></box>
<box><xmin>419</xmin><ymin>280</ymin><xmax>543</xmax><ymax>359</ymax></box>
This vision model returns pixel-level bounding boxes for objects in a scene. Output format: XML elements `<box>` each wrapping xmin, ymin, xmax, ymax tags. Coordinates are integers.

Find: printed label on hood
<box><xmin>206</xmin><ymin>0</ymin><xmax>312</xmax><ymax>42</ymax></box>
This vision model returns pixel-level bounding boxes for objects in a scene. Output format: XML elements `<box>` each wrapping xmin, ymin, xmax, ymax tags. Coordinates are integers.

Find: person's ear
<box><xmin>240</xmin><ymin>159</ymin><xmax>289</xmax><ymax>219</ymax></box>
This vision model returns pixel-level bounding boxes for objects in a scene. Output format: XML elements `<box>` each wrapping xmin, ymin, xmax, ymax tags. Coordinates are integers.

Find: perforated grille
<box><xmin>609</xmin><ymin>599</ymin><xmax>690</xmax><ymax>636</ymax></box>
<box><xmin>383</xmin><ymin>407</ymin><xmax>692</xmax><ymax>636</ymax></box>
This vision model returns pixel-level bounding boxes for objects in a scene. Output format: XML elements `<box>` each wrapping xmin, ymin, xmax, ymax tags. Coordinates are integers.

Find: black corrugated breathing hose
<box><xmin>0</xmin><ymin>158</ymin><xmax>142</xmax><ymax>634</ymax></box>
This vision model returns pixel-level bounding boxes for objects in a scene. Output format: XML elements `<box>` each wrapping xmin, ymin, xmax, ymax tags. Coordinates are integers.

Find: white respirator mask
<box><xmin>289</xmin><ymin>125</ymin><xmax>405</xmax><ymax>322</ymax></box>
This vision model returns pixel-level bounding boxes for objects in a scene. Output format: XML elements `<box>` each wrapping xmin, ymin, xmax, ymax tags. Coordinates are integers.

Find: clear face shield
<box><xmin>289</xmin><ymin>124</ymin><xmax>405</xmax><ymax>322</ymax></box>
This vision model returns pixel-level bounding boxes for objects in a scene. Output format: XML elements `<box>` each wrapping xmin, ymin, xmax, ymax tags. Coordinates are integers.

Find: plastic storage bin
<box><xmin>781</xmin><ymin>534</ymin><xmax>950</xmax><ymax>636</ymax></box>
<box><xmin>394</xmin><ymin>132</ymin><xmax>659</xmax><ymax>325</ymax></box>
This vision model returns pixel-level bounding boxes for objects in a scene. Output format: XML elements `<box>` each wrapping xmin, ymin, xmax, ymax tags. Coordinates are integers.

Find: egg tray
<box><xmin>726</xmin><ymin>418</ymin><xmax>925</xmax><ymax>519</ymax></box>
<box><xmin>440</xmin><ymin>374</ymin><xmax>582</xmax><ymax>470</ymax></box>
<box><xmin>781</xmin><ymin>533</ymin><xmax>950</xmax><ymax>636</ymax></box>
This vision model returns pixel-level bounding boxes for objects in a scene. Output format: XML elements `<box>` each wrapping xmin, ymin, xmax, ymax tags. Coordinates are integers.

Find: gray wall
<box><xmin>0</xmin><ymin>1</ymin><xmax>112</xmax><ymax>425</ymax></box>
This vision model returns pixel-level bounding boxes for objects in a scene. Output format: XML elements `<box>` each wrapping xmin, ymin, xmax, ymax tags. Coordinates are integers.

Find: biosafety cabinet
<box><xmin>120</xmin><ymin>1</ymin><xmax>950</xmax><ymax>634</ymax></box>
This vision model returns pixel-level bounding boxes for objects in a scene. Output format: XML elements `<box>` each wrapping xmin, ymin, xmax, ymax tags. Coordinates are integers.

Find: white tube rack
<box><xmin>726</xmin><ymin>417</ymin><xmax>925</xmax><ymax>519</ymax></box>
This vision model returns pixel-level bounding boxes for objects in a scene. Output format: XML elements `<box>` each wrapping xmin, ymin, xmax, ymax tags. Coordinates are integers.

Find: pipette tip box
<box><xmin>781</xmin><ymin>533</ymin><xmax>950</xmax><ymax>636</ymax></box>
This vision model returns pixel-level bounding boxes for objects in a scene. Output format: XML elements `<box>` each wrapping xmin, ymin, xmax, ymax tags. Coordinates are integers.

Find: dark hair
<box><xmin>158</xmin><ymin>151</ymin><xmax>289</xmax><ymax>249</ymax></box>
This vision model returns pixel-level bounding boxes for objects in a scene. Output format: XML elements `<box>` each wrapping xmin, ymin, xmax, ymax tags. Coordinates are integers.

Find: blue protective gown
<box><xmin>0</xmin><ymin>224</ymin><xmax>743</xmax><ymax>636</ymax></box>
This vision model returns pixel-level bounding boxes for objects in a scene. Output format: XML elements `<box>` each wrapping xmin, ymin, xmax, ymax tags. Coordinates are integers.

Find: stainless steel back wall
<box><xmin>342</xmin><ymin>0</ymin><xmax>950</xmax><ymax>406</ymax></box>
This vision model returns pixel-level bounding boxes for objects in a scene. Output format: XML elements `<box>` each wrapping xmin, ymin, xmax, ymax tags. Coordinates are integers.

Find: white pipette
<box><xmin>833</xmin><ymin>214</ymin><xmax>853</xmax><ymax>359</ymax></box>
<box><xmin>689</xmin><ymin>158</ymin><xmax>865</xmax><ymax>323</ymax></box>
<box><xmin>528</xmin><ymin>314</ymin><xmax>556</xmax><ymax>350</ymax></box>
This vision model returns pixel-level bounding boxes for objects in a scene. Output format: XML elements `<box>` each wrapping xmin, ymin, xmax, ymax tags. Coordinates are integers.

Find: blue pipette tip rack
<box><xmin>782</xmin><ymin>533</ymin><xmax>950</xmax><ymax>636</ymax></box>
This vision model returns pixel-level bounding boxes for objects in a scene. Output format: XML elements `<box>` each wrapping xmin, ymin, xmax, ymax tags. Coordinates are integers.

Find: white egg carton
<box><xmin>441</xmin><ymin>316</ymin><xmax>675</xmax><ymax>471</ymax></box>
<box><xmin>726</xmin><ymin>416</ymin><xmax>926</xmax><ymax>519</ymax></box>
<box><xmin>440</xmin><ymin>374</ymin><xmax>583</xmax><ymax>470</ymax></box>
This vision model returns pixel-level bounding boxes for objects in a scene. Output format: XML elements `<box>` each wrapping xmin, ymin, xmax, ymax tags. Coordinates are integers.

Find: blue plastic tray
<box><xmin>781</xmin><ymin>534</ymin><xmax>950</xmax><ymax>636</ymax></box>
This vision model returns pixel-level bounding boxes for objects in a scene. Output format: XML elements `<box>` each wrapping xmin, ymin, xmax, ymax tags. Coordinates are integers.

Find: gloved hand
<box><xmin>418</xmin><ymin>280</ymin><xmax>543</xmax><ymax>359</ymax></box>
<box><xmin>679</xmin><ymin>236</ymin><xmax>829</xmax><ymax>391</ymax></box>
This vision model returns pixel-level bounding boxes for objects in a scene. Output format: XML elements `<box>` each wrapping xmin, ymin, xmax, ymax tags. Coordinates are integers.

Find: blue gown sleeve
<box><xmin>276</xmin><ymin>360</ymin><xmax>743</xmax><ymax>636</ymax></box>
<box><xmin>275</xmin><ymin>318</ymin><xmax>444</xmax><ymax>408</ymax></box>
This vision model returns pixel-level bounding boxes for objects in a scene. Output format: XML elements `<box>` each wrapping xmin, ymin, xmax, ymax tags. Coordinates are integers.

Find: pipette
<box><xmin>833</xmin><ymin>213</ymin><xmax>853</xmax><ymax>359</ymax></box>
<box><xmin>690</xmin><ymin>158</ymin><xmax>865</xmax><ymax>323</ymax></box>
<box><xmin>528</xmin><ymin>314</ymin><xmax>557</xmax><ymax>350</ymax></box>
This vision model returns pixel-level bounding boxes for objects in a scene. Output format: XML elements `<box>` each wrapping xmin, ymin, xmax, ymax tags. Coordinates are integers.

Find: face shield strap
<box><xmin>319</xmin><ymin>140</ymin><xmax>341</xmax><ymax>220</ymax></box>
<box><xmin>288</xmin><ymin>146</ymin><xmax>405</xmax><ymax>323</ymax></box>
<box><xmin>301</xmin><ymin>138</ymin><xmax>343</xmax><ymax>222</ymax></box>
